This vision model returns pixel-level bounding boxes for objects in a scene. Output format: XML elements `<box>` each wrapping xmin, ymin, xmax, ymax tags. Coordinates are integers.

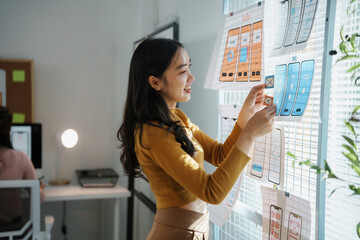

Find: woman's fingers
<box><xmin>255</xmin><ymin>89</ymin><xmax>264</xmax><ymax>97</ymax></box>
<box><xmin>241</xmin><ymin>103</ymin><xmax>277</xmax><ymax>141</ymax></box>
<box><xmin>260</xmin><ymin>104</ymin><xmax>277</xmax><ymax>120</ymax></box>
<box><xmin>248</xmin><ymin>84</ymin><xmax>265</xmax><ymax>100</ymax></box>
<box><xmin>269</xmin><ymin>106</ymin><xmax>277</xmax><ymax>116</ymax></box>
<box><xmin>251</xmin><ymin>83</ymin><xmax>266</xmax><ymax>94</ymax></box>
<box><xmin>265</xmin><ymin>104</ymin><xmax>277</xmax><ymax>114</ymax></box>
<box><xmin>255</xmin><ymin>95</ymin><xmax>265</xmax><ymax>104</ymax></box>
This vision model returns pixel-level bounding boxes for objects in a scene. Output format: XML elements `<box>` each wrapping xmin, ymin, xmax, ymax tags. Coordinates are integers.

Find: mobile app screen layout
<box><xmin>250</xmin><ymin>135</ymin><xmax>266</xmax><ymax>178</ymax></box>
<box><xmin>220</xmin><ymin>28</ymin><xmax>240</xmax><ymax>82</ymax></box>
<box><xmin>250</xmin><ymin>21</ymin><xmax>263</xmax><ymax>82</ymax></box>
<box><xmin>236</xmin><ymin>25</ymin><xmax>252</xmax><ymax>82</ymax></box>
<box><xmin>221</xmin><ymin>117</ymin><xmax>237</xmax><ymax>142</ymax></box>
<box><xmin>268</xmin><ymin>128</ymin><xmax>282</xmax><ymax>185</ymax></box>
<box><xmin>297</xmin><ymin>0</ymin><xmax>318</xmax><ymax>43</ymax></box>
<box><xmin>280</xmin><ymin>62</ymin><xmax>300</xmax><ymax>116</ymax></box>
<box><xmin>287</xmin><ymin>212</ymin><xmax>302</xmax><ymax>240</ymax></box>
<box><xmin>291</xmin><ymin>60</ymin><xmax>314</xmax><ymax>116</ymax></box>
<box><xmin>274</xmin><ymin>65</ymin><xmax>287</xmax><ymax>115</ymax></box>
<box><xmin>284</xmin><ymin>0</ymin><xmax>303</xmax><ymax>47</ymax></box>
<box><xmin>273</xmin><ymin>0</ymin><xmax>289</xmax><ymax>49</ymax></box>
<box><xmin>225</xmin><ymin>177</ymin><xmax>241</xmax><ymax>207</ymax></box>
<box><xmin>269</xmin><ymin>205</ymin><xmax>283</xmax><ymax>240</ymax></box>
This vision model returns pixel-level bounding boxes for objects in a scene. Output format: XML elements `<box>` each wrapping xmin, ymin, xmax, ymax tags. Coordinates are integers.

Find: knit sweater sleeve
<box><xmin>136</xmin><ymin>123</ymin><xmax>250</xmax><ymax>205</ymax></box>
<box><xmin>192</xmin><ymin>123</ymin><xmax>242</xmax><ymax>167</ymax></box>
<box><xmin>175</xmin><ymin>108</ymin><xmax>242</xmax><ymax>167</ymax></box>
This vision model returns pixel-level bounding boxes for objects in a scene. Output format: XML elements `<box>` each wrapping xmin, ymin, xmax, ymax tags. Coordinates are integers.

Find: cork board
<box><xmin>0</xmin><ymin>59</ymin><xmax>33</xmax><ymax>123</ymax></box>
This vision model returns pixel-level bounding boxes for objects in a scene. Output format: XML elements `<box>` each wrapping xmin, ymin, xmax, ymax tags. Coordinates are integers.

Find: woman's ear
<box><xmin>148</xmin><ymin>76</ymin><xmax>162</xmax><ymax>91</ymax></box>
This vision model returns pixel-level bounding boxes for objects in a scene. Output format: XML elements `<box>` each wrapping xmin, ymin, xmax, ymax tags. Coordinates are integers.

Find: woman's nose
<box><xmin>188</xmin><ymin>71</ymin><xmax>195</xmax><ymax>83</ymax></box>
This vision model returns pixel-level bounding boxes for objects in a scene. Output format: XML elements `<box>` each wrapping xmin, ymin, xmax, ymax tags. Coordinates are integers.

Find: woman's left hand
<box><xmin>237</xmin><ymin>84</ymin><xmax>265</xmax><ymax>129</ymax></box>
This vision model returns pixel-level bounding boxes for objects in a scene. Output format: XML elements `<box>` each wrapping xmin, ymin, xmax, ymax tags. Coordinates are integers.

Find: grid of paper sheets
<box><xmin>213</xmin><ymin>0</ymin><xmax>326</xmax><ymax>239</ymax></box>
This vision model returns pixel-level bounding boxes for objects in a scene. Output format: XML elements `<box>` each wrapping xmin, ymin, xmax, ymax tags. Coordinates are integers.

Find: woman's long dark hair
<box><xmin>0</xmin><ymin>107</ymin><xmax>13</xmax><ymax>149</ymax></box>
<box><xmin>117</xmin><ymin>38</ymin><xmax>196</xmax><ymax>177</ymax></box>
<box><xmin>0</xmin><ymin>107</ymin><xmax>13</xmax><ymax>169</ymax></box>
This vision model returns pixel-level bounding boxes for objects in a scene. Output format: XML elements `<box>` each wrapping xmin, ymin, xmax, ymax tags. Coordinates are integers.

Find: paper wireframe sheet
<box><xmin>218</xmin><ymin>104</ymin><xmax>242</xmax><ymax>143</ymax></box>
<box><xmin>208</xmin><ymin>173</ymin><xmax>244</xmax><ymax>227</ymax></box>
<box><xmin>205</xmin><ymin>2</ymin><xmax>265</xmax><ymax>90</ymax></box>
<box><xmin>246</xmin><ymin>125</ymin><xmax>285</xmax><ymax>188</ymax></box>
<box><xmin>265</xmin><ymin>54</ymin><xmax>316</xmax><ymax>122</ymax></box>
<box><xmin>271</xmin><ymin>0</ymin><xmax>318</xmax><ymax>56</ymax></box>
<box><xmin>261</xmin><ymin>186</ymin><xmax>311</xmax><ymax>240</ymax></box>
<box><xmin>208</xmin><ymin>104</ymin><xmax>243</xmax><ymax>227</ymax></box>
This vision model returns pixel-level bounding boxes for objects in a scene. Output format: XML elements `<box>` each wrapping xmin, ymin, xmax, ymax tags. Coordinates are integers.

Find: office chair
<box><xmin>0</xmin><ymin>180</ymin><xmax>54</xmax><ymax>240</ymax></box>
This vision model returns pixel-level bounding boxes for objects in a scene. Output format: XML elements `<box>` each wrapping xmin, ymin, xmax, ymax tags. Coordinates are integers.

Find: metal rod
<box><xmin>316</xmin><ymin>0</ymin><xmax>337</xmax><ymax>239</ymax></box>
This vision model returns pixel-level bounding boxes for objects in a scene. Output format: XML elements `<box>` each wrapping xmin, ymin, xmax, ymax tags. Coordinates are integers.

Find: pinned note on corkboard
<box><xmin>0</xmin><ymin>59</ymin><xmax>33</xmax><ymax>123</ymax></box>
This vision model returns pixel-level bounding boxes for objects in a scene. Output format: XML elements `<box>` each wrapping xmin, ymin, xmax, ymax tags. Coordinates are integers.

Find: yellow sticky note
<box><xmin>13</xmin><ymin>70</ymin><xmax>25</xmax><ymax>82</ymax></box>
<box><xmin>12</xmin><ymin>113</ymin><xmax>25</xmax><ymax>123</ymax></box>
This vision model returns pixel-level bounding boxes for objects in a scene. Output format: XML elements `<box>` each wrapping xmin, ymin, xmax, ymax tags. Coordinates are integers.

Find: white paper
<box><xmin>271</xmin><ymin>0</ymin><xmax>318</xmax><ymax>56</ymax></box>
<box><xmin>208</xmin><ymin>104</ymin><xmax>243</xmax><ymax>227</ymax></box>
<box><xmin>217</xmin><ymin>104</ymin><xmax>242</xmax><ymax>142</ymax></box>
<box><xmin>273</xmin><ymin>0</ymin><xmax>289</xmax><ymax>50</ymax></box>
<box><xmin>261</xmin><ymin>186</ymin><xmax>311</xmax><ymax>240</ymax></box>
<box><xmin>297</xmin><ymin>0</ymin><xmax>318</xmax><ymax>44</ymax></box>
<box><xmin>284</xmin><ymin>0</ymin><xmax>303</xmax><ymax>47</ymax></box>
<box><xmin>205</xmin><ymin>2</ymin><xmax>265</xmax><ymax>90</ymax></box>
<box><xmin>246</xmin><ymin>125</ymin><xmax>285</xmax><ymax>188</ymax></box>
<box><xmin>208</xmin><ymin>173</ymin><xmax>244</xmax><ymax>227</ymax></box>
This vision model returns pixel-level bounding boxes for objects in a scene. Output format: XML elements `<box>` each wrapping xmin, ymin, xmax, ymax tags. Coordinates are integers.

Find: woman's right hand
<box><xmin>244</xmin><ymin>103</ymin><xmax>277</xmax><ymax>138</ymax></box>
<box><xmin>235</xmin><ymin>104</ymin><xmax>277</xmax><ymax>155</ymax></box>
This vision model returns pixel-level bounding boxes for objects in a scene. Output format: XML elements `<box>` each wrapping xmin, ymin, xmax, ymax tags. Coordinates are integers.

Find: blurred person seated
<box><xmin>0</xmin><ymin>107</ymin><xmax>44</xmax><ymax>234</ymax></box>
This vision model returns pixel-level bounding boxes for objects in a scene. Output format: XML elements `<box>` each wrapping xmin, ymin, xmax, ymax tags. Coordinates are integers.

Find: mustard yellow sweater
<box><xmin>134</xmin><ymin>108</ymin><xmax>250</xmax><ymax>209</ymax></box>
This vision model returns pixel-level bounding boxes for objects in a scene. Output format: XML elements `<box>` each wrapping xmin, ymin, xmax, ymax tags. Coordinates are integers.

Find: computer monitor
<box><xmin>10</xmin><ymin>123</ymin><xmax>42</xmax><ymax>169</ymax></box>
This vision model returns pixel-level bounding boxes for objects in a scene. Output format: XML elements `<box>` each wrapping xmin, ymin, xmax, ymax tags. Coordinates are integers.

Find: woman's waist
<box><xmin>178</xmin><ymin>199</ymin><xmax>207</xmax><ymax>214</ymax></box>
<box><xmin>155</xmin><ymin>204</ymin><xmax>209</xmax><ymax>232</ymax></box>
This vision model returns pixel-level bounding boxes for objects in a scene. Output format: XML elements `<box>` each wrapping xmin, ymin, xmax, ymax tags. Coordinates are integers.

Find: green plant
<box><xmin>288</xmin><ymin>0</ymin><xmax>360</xmax><ymax>238</ymax></box>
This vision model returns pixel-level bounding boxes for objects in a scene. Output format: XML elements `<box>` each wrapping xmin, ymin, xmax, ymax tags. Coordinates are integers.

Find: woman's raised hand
<box><xmin>235</xmin><ymin>103</ymin><xmax>277</xmax><ymax>155</ymax></box>
<box><xmin>243</xmin><ymin>104</ymin><xmax>277</xmax><ymax>139</ymax></box>
<box><xmin>237</xmin><ymin>84</ymin><xmax>266</xmax><ymax>129</ymax></box>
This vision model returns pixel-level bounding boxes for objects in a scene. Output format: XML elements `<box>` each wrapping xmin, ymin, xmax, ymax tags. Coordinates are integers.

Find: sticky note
<box><xmin>264</xmin><ymin>95</ymin><xmax>274</xmax><ymax>106</ymax></box>
<box><xmin>12</xmin><ymin>113</ymin><xmax>25</xmax><ymax>123</ymax></box>
<box><xmin>265</xmin><ymin>75</ymin><xmax>274</xmax><ymax>88</ymax></box>
<box><xmin>12</xmin><ymin>70</ymin><xmax>25</xmax><ymax>82</ymax></box>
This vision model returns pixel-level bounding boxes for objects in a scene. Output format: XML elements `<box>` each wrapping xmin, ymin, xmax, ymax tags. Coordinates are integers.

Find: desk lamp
<box><xmin>49</xmin><ymin>129</ymin><xmax>78</xmax><ymax>185</ymax></box>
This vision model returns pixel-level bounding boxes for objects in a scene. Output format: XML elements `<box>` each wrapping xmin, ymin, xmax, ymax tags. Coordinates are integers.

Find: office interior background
<box><xmin>0</xmin><ymin>0</ymin><xmax>359</xmax><ymax>239</ymax></box>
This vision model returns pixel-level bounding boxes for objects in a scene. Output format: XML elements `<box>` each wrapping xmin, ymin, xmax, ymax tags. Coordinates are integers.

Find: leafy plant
<box><xmin>288</xmin><ymin>0</ymin><xmax>360</xmax><ymax>237</ymax></box>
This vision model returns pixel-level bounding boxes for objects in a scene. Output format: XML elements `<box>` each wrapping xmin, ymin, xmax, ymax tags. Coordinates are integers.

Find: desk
<box><xmin>44</xmin><ymin>184</ymin><xmax>131</xmax><ymax>240</ymax></box>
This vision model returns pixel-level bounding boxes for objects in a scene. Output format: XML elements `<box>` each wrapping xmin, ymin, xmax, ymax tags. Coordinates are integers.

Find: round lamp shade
<box><xmin>61</xmin><ymin>129</ymin><xmax>78</xmax><ymax>148</ymax></box>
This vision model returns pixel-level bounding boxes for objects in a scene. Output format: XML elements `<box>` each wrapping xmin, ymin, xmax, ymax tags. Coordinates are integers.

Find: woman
<box><xmin>118</xmin><ymin>38</ymin><xmax>276</xmax><ymax>239</ymax></box>
<box><xmin>0</xmin><ymin>107</ymin><xmax>45</xmax><ymax>233</ymax></box>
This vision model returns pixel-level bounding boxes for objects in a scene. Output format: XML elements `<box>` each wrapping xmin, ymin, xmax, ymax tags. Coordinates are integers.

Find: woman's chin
<box><xmin>180</xmin><ymin>96</ymin><xmax>191</xmax><ymax>103</ymax></box>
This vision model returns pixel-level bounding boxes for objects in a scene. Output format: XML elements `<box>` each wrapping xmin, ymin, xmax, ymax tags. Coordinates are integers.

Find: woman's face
<box><xmin>158</xmin><ymin>48</ymin><xmax>195</xmax><ymax>109</ymax></box>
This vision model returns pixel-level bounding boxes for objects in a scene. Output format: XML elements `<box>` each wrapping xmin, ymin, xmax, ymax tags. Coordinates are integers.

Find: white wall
<box><xmin>0</xmin><ymin>0</ymin><xmax>141</xmax><ymax>239</ymax></box>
